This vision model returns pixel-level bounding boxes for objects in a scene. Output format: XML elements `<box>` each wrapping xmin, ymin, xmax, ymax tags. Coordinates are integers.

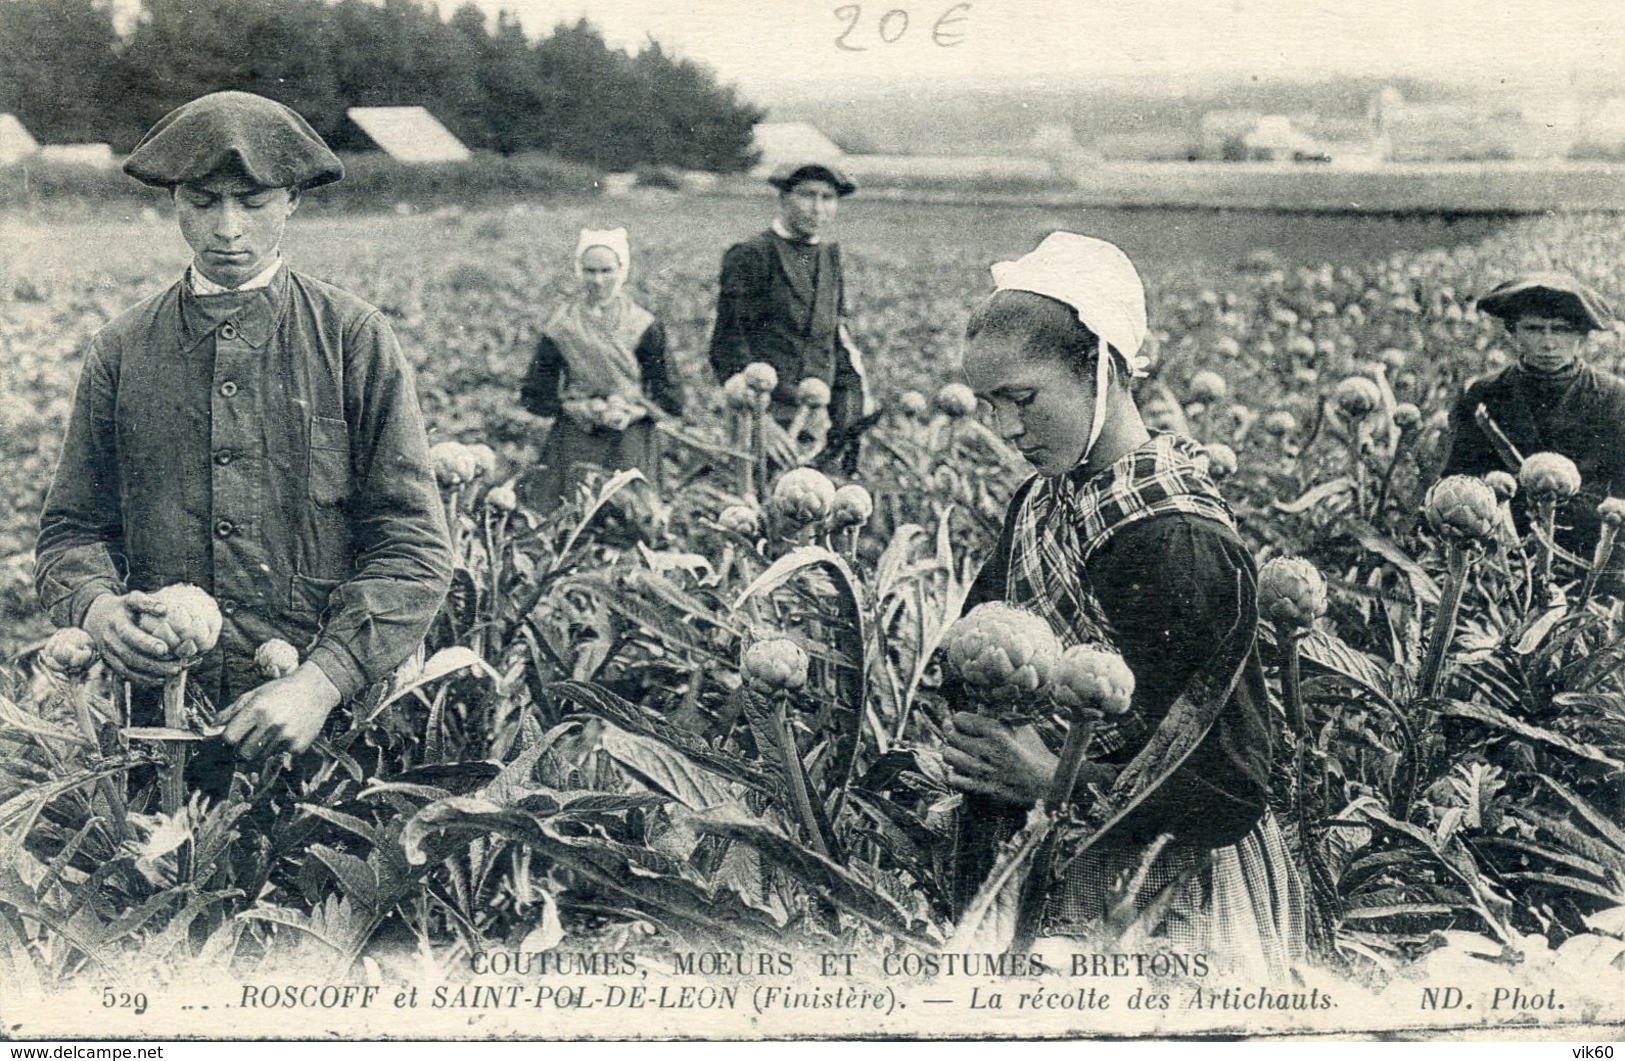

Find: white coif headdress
<box><xmin>575</xmin><ymin>227</ymin><xmax>631</xmax><ymax>277</ymax></box>
<box><xmin>990</xmin><ymin>232</ymin><xmax>1151</xmax><ymax>463</ymax></box>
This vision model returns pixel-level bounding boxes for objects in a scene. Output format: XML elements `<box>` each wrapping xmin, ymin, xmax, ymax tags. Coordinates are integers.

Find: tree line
<box><xmin>0</xmin><ymin>0</ymin><xmax>764</xmax><ymax>172</ymax></box>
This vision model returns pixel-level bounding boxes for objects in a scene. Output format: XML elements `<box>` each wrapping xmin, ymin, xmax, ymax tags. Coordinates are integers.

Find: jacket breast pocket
<box><xmin>308</xmin><ymin>416</ymin><xmax>351</xmax><ymax>507</ymax></box>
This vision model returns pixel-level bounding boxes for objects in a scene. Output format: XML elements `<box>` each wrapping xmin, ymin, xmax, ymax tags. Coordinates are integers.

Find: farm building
<box><xmin>749</xmin><ymin>122</ymin><xmax>844</xmax><ymax>177</ymax></box>
<box><xmin>347</xmin><ymin>106</ymin><xmax>471</xmax><ymax>163</ymax></box>
<box><xmin>37</xmin><ymin>143</ymin><xmax>116</xmax><ymax>168</ymax></box>
<box><xmin>1243</xmin><ymin>116</ymin><xmax>1328</xmax><ymax>162</ymax></box>
<box><xmin>0</xmin><ymin>115</ymin><xmax>37</xmax><ymax>166</ymax></box>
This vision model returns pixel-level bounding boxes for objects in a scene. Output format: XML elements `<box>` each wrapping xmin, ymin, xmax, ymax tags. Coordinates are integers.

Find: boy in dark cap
<box><xmin>36</xmin><ymin>92</ymin><xmax>453</xmax><ymax>780</ymax></box>
<box><xmin>706</xmin><ymin>161</ymin><xmax>872</xmax><ymax>472</ymax></box>
<box><xmin>1441</xmin><ymin>272</ymin><xmax>1625</xmax><ymax>586</ymax></box>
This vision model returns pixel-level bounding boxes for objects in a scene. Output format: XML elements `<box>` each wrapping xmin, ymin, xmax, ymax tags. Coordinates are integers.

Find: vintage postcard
<box><xmin>2</xmin><ymin>0</ymin><xmax>1624</xmax><ymax>1044</ymax></box>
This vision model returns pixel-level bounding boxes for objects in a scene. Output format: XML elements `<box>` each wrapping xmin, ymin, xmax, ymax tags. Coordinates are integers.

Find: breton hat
<box><xmin>767</xmin><ymin>161</ymin><xmax>857</xmax><ymax>196</ymax></box>
<box><xmin>1474</xmin><ymin>272</ymin><xmax>1614</xmax><ymax>333</ymax></box>
<box><xmin>123</xmin><ymin>91</ymin><xmax>343</xmax><ymax>190</ymax></box>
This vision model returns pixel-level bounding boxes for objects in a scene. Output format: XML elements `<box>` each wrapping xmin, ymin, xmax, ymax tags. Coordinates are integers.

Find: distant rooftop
<box><xmin>347</xmin><ymin>107</ymin><xmax>471</xmax><ymax>164</ymax></box>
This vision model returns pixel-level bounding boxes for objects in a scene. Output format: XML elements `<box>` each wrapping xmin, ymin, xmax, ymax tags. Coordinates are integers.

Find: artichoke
<box><xmin>1261</xmin><ymin>410</ymin><xmax>1298</xmax><ymax>437</ymax></box>
<box><xmin>1201</xmin><ymin>443</ymin><xmax>1238</xmax><ymax>482</ymax></box>
<box><xmin>1483</xmin><ymin>470</ymin><xmax>1518</xmax><ymax>502</ymax></box>
<box><xmin>1425</xmin><ymin>475</ymin><xmax>1500</xmax><ymax>542</ymax></box>
<box><xmin>717</xmin><ymin>504</ymin><xmax>761</xmax><ymax>536</ymax></box>
<box><xmin>741</xmin><ymin>638</ymin><xmax>809</xmax><ymax>692</ymax></box>
<box><xmin>1050</xmin><ymin>644</ymin><xmax>1135</xmax><ymax>718</ymax></box>
<box><xmin>255</xmin><ymin>638</ymin><xmax>300</xmax><ymax>680</ymax></box>
<box><xmin>465</xmin><ymin>442</ymin><xmax>499</xmax><ymax>480</ymax></box>
<box><xmin>796</xmin><ymin>378</ymin><xmax>831</xmax><ymax>408</ymax></box>
<box><xmin>42</xmin><ymin>627</ymin><xmax>97</xmax><ymax>677</ymax></box>
<box><xmin>1258</xmin><ymin>556</ymin><xmax>1328</xmax><ymax>635</ymax></box>
<box><xmin>484</xmin><ymin>483</ymin><xmax>518</xmax><ymax>512</ymax></box>
<box><xmin>722</xmin><ymin>373</ymin><xmax>754</xmax><ymax>410</ymax></box>
<box><xmin>771</xmin><ymin>468</ymin><xmax>837</xmax><ymax>526</ymax></box>
<box><xmin>742</xmin><ymin>362</ymin><xmax>779</xmax><ymax>395</ymax></box>
<box><xmin>896</xmin><ymin>390</ymin><xmax>929</xmax><ymax>421</ymax></box>
<box><xmin>1519</xmin><ymin>452</ymin><xmax>1582</xmax><ymax>502</ymax></box>
<box><xmin>137</xmin><ymin>583</ymin><xmax>224</xmax><ymax>658</ymax></box>
<box><xmin>829</xmin><ymin>484</ymin><xmax>874</xmax><ymax>529</ymax></box>
<box><xmin>1333</xmin><ymin>376</ymin><xmax>1382</xmax><ymax>420</ymax></box>
<box><xmin>430</xmin><ymin>441</ymin><xmax>479</xmax><ymax>487</ymax></box>
<box><xmin>941</xmin><ymin>602</ymin><xmax>1062</xmax><ymax>705</ymax></box>
<box><xmin>1187</xmin><ymin>370</ymin><xmax>1228</xmax><ymax>405</ymax></box>
<box><xmin>935</xmin><ymin>383</ymin><xmax>978</xmax><ymax>419</ymax></box>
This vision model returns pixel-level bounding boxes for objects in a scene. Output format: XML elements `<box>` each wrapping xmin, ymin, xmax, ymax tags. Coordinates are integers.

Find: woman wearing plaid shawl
<box><xmin>946</xmin><ymin>233</ymin><xmax>1305</xmax><ymax>978</ymax></box>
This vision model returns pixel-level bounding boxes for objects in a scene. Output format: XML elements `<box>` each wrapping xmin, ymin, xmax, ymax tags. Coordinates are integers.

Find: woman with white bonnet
<box><xmin>520</xmin><ymin>228</ymin><xmax>681</xmax><ymax>504</ymax></box>
<box><xmin>944</xmin><ymin>233</ymin><xmax>1305</xmax><ymax>977</ymax></box>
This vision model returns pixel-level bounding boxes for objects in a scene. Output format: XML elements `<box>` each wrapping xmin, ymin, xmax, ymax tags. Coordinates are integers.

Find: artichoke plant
<box><xmin>740</xmin><ymin>637</ymin><xmax>828</xmax><ymax>858</ymax></box>
<box><xmin>1582</xmin><ymin>497</ymin><xmax>1625</xmax><ymax>603</ymax></box>
<box><xmin>828</xmin><ymin>483</ymin><xmax>874</xmax><ymax>560</ymax></box>
<box><xmin>40</xmin><ymin>627</ymin><xmax>129</xmax><ymax>839</ymax></box>
<box><xmin>787</xmin><ymin>377</ymin><xmax>833</xmax><ymax>460</ymax></box>
<box><xmin>140</xmin><ymin>583</ymin><xmax>223</xmax><ymax>817</ymax></box>
<box><xmin>1520</xmin><ymin>452</ymin><xmax>1582</xmax><ymax>590</ymax></box>
<box><xmin>1421</xmin><ymin>476</ymin><xmax>1499</xmax><ymax>701</ymax></box>
<box><xmin>1334</xmin><ymin>375</ymin><xmax>1382</xmax><ymax>421</ymax></box>
<box><xmin>1258</xmin><ymin>556</ymin><xmax>1326</xmax><ymax>734</ymax></box>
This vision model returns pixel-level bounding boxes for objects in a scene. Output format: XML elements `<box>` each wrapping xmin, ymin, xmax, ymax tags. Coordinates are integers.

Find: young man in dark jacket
<box><xmin>1442</xmin><ymin>273</ymin><xmax>1625</xmax><ymax>586</ymax></box>
<box><xmin>706</xmin><ymin>161</ymin><xmax>871</xmax><ymax>472</ymax></box>
<box><xmin>36</xmin><ymin>92</ymin><xmax>453</xmax><ymax>780</ymax></box>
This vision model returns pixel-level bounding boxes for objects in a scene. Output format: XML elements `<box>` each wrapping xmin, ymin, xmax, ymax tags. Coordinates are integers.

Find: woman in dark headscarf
<box><xmin>520</xmin><ymin>228</ymin><xmax>681</xmax><ymax>504</ymax></box>
<box><xmin>946</xmin><ymin>232</ymin><xmax>1305</xmax><ymax>978</ymax></box>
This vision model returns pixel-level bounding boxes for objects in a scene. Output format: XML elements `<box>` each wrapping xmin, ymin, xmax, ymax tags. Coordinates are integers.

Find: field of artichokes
<box><xmin>0</xmin><ymin>197</ymin><xmax>1621</xmax><ymax>1010</ymax></box>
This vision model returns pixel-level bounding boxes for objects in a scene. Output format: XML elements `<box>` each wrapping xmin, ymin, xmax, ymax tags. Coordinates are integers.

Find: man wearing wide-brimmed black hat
<box><xmin>36</xmin><ymin>92</ymin><xmax>452</xmax><ymax>783</ymax></box>
<box><xmin>1442</xmin><ymin>271</ymin><xmax>1625</xmax><ymax>587</ymax></box>
<box><xmin>706</xmin><ymin>161</ymin><xmax>872</xmax><ymax>472</ymax></box>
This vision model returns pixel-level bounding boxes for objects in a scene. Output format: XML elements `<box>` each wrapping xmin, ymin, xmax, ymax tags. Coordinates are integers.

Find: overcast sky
<box><xmin>462</xmin><ymin>0</ymin><xmax>1625</xmax><ymax>100</ymax></box>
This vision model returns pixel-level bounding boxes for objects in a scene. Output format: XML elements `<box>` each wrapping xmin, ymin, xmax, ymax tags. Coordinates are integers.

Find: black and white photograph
<box><xmin>0</xmin><ymin>0</ymin><xmax>1623</xmax><ymax>1043</ymax></box>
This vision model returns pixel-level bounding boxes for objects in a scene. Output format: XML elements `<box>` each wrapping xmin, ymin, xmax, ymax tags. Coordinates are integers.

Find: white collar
<box><xmin>189</xmin><ymin>256</ymin><xmax>282</xmax><ymax>295</ymax></box>
<box><xmin>772</xmin><ymin>219</ymin><xmax>819</xmax><ymax>246</ymax></box>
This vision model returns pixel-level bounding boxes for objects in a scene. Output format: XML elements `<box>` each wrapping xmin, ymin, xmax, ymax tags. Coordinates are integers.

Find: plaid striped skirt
<box><xmin>1043</xmin><ymin>810</ymin><xmax>1307</xmax><ymax>980</ymax></box>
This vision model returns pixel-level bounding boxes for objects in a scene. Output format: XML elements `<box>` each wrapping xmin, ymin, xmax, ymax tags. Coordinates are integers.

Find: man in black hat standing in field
<box><xmin>1442</xmin><ymin>272</ymin><xmax>1625</xmax><ymax>585</ymax></box>
<box><xmin>36</xmin><ymin>91</ymin><xmax>452</xmax><ymax>783</ymax></box>
<box><xmin>707</xmin><ymin>161</ymin><xmax>872</xmax><ymax>473</ymax></box>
